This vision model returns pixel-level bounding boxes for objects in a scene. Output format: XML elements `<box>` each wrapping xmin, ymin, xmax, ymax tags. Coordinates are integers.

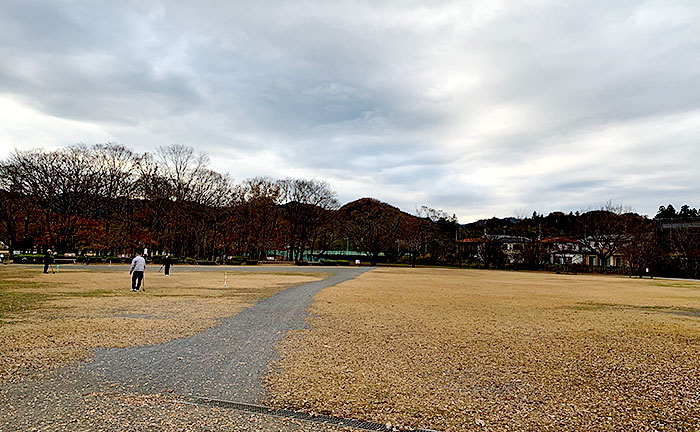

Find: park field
<box><xmin>0</xmin><ymin>266</ymin><xmax>323</xmax><ymax>383</ymax></box>
<box><xmin>265</xmin><ymin>268</ymin><xmax>700</xmax><ymax>431</ymax></box>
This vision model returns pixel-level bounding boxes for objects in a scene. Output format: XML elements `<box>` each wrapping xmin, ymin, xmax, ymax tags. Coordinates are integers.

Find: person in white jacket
<box><xmin>129</xmin><ymin>252</ymin><xmax>146</xmax><ymax>291</ymax></box>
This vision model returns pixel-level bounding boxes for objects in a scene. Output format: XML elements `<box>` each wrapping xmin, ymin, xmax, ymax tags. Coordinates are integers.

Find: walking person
<box><xmin>43</xmin><ymin>249</ymin><xmax>53</xmax><ymax>274</ymax></box>
<box><xmin>163</xmin><ymin>254</ymin><xmax>172</xmax><ymax>276</ymax></box>
<box><xmin>129</xmin><ymin>252</ymin><xmax>146</xmax><ymax>291</ymax></box>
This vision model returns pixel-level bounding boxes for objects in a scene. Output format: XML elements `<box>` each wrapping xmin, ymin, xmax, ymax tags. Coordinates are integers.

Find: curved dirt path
<box><xmin>1</xmin><ymin>266</ymin><xmax>371</xmax><ymax>431</ymax></box>
<box><xmin>85</xmin><ymin>266</ymin><xmax>370</xmax><ymax>402</ymax></box>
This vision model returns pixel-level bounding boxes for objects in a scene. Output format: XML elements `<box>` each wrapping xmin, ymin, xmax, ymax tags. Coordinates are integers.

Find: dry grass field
<box><xmin>0</xmin><ymin>266</ymin><xmax>323</xmax><ymax>383</ymax></box>
<box><xmin>265</xmin><ymin>268</ymin><xmax>700</xmax><ymax>431</ymax></box>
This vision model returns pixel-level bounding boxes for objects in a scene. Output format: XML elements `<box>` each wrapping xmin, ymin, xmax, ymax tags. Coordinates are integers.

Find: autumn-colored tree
<box><xmin>398</xmin><ymin>214</ymin><xmax>429</xmax><ymax>267</ymax></box>
<box><xmin>6</xmin><ymin>146</ymin><xmax>102</xmax><ymax>252</ymax></box>
<box><xmin>0</xmin><ymin>163</ymin><xmax>41</xmax><ymax>257</ymax></box>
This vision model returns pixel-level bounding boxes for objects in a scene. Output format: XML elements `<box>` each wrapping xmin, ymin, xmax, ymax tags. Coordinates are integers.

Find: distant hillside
<box><xmin>339</xmin><ymin>197</ymin><xmax>412</xmax><ymax>219</ymax></box>
<box><xmin>467</xmin><ymin>217</ymin><xmax>519</xmax><ymax>227</ymax></box>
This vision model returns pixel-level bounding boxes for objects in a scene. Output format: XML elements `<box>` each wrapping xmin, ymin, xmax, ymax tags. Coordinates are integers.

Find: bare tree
<box><xmin>156</xmin><ymin>144</ymin><xmax>211</xmax><ymax>203</ymax></box>
<box><xmin>664</xmin><ymin>222</ymin><xmax>700</xmax><ymax>278</ymax></box>
<box><xmin>477</xmin><ymin>238</ymin><xmax>508</xmax><ymax>269</ymax></box>
<box><xmin>90</xmin><ymin>143</ymin><xmax>140</xmax><ymax>254</ymax></box>
<box><xmin>279</xmin><ymin>178</ymin><xmax>338</xmax><ymax>262</ymax></box>
<box><xmin>619</xmin><ymin>217</ymin><xmax>659</xmax><ymax>277</ymax></box>
<box><xmin>191</xmin><ymin>170</ymin><xmax>235</xmax><ymax>259</ymax></box>
<box><xmin>148</xmin><ymin>144</ymin><xmax>234</xmax><ymax>258</ymax></box>
<box><xmin>309</xmin><ymin>214</ymin><xmax>341</xmax><ymax>260</ymax></box>
<box><xmin>511</xmin><ymin>216</ymin><xmax>546</xmax><ymax>269</ymax></box>
<box><xmin>577</xmin><ymin>202</ymin><xmax>634</xmax><ymax>270</ymax></box>
<box><xmin>232</xmin><ymin>177</ymin><xmax>283</xmax><ymax>259</ymax></box>
<box><xmin>416</xmin><ymin>206</ymin><xmax>460</xmax><ymax>265</ymax></box>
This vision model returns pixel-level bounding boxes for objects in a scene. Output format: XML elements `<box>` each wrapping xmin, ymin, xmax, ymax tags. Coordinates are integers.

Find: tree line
<box><xmin>0</xmin><ymin>143</ymin><xmax>458</xmax><ymax>265</ymax></box>
<box><xmin>1</xmin><ymin>143</ymin><xmax>698</xmax><ymax>277</ymax></box>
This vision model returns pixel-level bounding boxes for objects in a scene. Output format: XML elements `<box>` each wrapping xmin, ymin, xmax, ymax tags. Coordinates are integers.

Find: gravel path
<box><xmin>1</xmin><ymin>370</ymin><xmax>361</xmax><ymax>432</ymax></box>
<box><xmin>1</xmin><ymin>266</ymin><xmax>371</xmax><ymax>431</ymax></box>
<box><xmin>85</xmin><ymin>266</ymin><xmax>370</xmax><ymax>402</ymax></box>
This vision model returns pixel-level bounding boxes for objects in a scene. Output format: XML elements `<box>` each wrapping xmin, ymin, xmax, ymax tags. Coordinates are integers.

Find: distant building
<box><xmin>541</xmin><ymin>237</ymin><xmax>583</xmax><ymax>265</ymax></box>
<box><xmin>583</xmin><ymin>253</ymin><xmax>626</xmax><ymax>268</ymax></box>
<box><xmin>456</xmin><ymin>237</ymin><xmax>485</xmax><ymax>262</ymax></box>
<box><xmin>458</xmin><ymin>235</ymin><xmax>529</xmax><ymax>265</ymax></box>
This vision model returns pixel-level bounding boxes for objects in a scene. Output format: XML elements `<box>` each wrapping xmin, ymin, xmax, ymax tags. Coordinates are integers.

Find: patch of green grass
<box><xmin>569</xmin><ymin>301</ymin><xmax>700</xmax><ymax>317</ymax></box>
<box><xmin>58</xmin><ymin>289</ymin><xmax>119</xmax><ymax>298</ymax></box>
<box><xmin>0</xmin><ymin>291</ymin><xmax>51</xmax><ymax>324</ymax></box>
<box><xmin>638</xmin><ymin>305</ymin><xmax>669</xmax><ymax>310</ymax></box>
<box><xmin>568</xmin><ymin>301</ymin><xmax>621</xmax><ymax>311</ymax></box>
<box><xmin>654</xmin><ymin>281</ymin><xmax>700</xmax><ymax>290</ymax></box>
<box><xmin>0</xmin><ymin>274</ymin><xmax>54</xmax><ymax>323</ymax></box>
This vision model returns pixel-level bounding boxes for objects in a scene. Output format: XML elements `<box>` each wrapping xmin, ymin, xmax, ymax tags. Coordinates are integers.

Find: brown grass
<box><xmin>0</xmin><ymin>266</ymin><xmax>323</xmax><ymax>383</ymax></box>
<box><xmin>265</xmin><ymin>268</ymin><xmax>700</xmax><ymax>431</ymax></box>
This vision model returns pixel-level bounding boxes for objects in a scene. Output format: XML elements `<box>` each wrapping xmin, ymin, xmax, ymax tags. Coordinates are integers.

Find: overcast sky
<box><xmin>1</xmin><ymin>0</ymin><xmax>699</xmax><ymax>221</ymax></box>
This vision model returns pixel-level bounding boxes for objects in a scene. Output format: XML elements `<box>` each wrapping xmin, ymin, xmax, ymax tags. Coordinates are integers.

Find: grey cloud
<box><xmin>0</xmin><ymin>1</ymin><xmax>203</xmax><ymax>124</ymax></box>
<box><xmin>473</xmin><ymin>2</ymin><xmax>700</xmax><ymax>128</ymax></box>
<box><xmin>1</xmin><ymin>0</ymin><xmax>699</xmax><ymax>221</ymax></box>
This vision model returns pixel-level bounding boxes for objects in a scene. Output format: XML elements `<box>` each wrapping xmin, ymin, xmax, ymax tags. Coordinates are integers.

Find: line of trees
<box><xmin>1</xmin><ymin>143</ymin><xmax>698</xmax><ymax>277</ymax></box>
<box><xmin>0</xmin><ymin>143</ymin><xmax>459</xmax><ymax>265</ymax></box>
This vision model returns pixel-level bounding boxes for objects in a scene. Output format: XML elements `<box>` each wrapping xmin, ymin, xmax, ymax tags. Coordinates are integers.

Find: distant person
<box><xmin>43</xmin><ymin>249</ymin><xmax>53</xmax><ymax>274</ymax></box>
<box><xmin>163</xmin><ymin>254</ymin><xmax>172</xmax><ymax>276</ymax></box>
<box><xmin>129</xmin><ymin>252</ymin><xmax>146</xmax><ymax>291</ymax></box>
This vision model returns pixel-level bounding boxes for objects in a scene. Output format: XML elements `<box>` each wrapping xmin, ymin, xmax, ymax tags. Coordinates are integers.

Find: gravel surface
<box><xmin>0</xmin><ymin>368</ymin><xmax>360</xmax><ymax>431</ymax></box>
<box><xmin>0</xmin><ymin>266</ymin><xmax>371</xmax><ymax>431</ymax></box>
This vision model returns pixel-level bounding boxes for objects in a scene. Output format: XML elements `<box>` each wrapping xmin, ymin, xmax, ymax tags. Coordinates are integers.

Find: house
<box><xmin>457</xmin><ymin>235</ymin><xmax>530</xmax><ymax>265</ymax></box>
<box><xmin>487</xmin><ymin>235</ymin><xmax>530</xmax><ymax>263</ymax></box>
<box><xmin>584</xmin><ymin>252</ymin><xmax>626</xmax><ymax>268</ymax></box>
<box><xmin>457</xmin><ymin>237</ymin><xmax>485</xmax><ymax>262</ymax></box>
<box><xmin>541</xmin><ymin>237</ymin><xmax>583</xmax><ymax>265</ymax></box>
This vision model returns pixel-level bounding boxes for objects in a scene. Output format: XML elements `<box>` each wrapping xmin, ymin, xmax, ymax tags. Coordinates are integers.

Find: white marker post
<box><xmin>223</xmin><ymin>271</ymin><xmax>228</xmax><ymax>288</ymax></box>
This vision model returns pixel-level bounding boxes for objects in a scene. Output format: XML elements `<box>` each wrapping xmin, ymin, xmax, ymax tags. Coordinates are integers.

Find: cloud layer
<box><xmin>1</xmin><ymin>0</ymin><xmax>699</xmax><ymax>220</ymax></box>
